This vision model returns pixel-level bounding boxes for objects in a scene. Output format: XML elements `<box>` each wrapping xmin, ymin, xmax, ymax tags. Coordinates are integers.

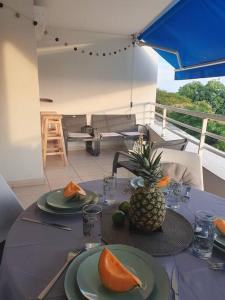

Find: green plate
<box><xmin>37</xmin><ymin>190</ymin><xmax>98</xmax><ymax>215</ymax></box>
<box><xmin>214</xmin><ymin>234</ymin><xmax>225</xmax><ymax>253</ymax></box>
<box><xmin>77</xmin><ymin>249</ymin><xmax>155</xmax><ymax>300</ymax></box>
<box><xmin>46</xmin><ymin>189</ymin><xmax>95</xmax><ymax>210</ymax></box>
<box><xmin>64</xmin><ymin>245</ymin><xmax>169</xmax><ymax>300</ymax></box>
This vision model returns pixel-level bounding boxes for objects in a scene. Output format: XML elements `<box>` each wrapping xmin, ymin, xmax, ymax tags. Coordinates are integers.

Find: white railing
<box><xmin>132</xmin><ymin>101</ymin><xmax>225</xmax><ymax>159</ymax></box>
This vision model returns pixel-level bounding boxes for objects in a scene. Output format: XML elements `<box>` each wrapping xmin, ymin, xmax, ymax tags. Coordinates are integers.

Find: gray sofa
<box><xmin>91</xmin><ymin>114</ymin><xmax>150</xmax><ymax>154</ymax></box>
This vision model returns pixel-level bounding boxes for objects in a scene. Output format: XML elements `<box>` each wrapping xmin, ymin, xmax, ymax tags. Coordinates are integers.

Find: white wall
<box><xmin>38</xmin><ymin>28</ymin><xmax>158</xmax><ymax>123</ymax></box>
<box><xmin>0</xmin><ymin>0</ymin><xmax>43</xmax><ymax>184</ymax></box>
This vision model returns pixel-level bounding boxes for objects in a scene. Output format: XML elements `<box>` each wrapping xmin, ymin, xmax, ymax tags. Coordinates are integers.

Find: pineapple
<box><xmin>128</xmin><ymin>142</ymin><xmax>166</xmax><ymax>232</ymax></box>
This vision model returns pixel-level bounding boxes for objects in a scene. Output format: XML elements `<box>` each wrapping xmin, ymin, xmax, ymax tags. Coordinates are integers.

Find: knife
<box><xmin>21</xmin><ymin>217</ymin><xmax>72</xmax><ymax>231</ymax></box>
<box><xmin>172</xmin><ymin>267</ymin><xmax>179</xmax><ymax>300</ymax></box>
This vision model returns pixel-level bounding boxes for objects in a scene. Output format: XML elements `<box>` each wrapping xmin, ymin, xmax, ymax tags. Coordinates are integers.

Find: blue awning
<box><xmin>138</xmin><ymin>0</ymin><xmax>225</xmax><ymax>80</ymax></box>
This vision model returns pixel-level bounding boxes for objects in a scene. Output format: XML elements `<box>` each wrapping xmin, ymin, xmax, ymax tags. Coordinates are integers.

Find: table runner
<box><xmin>102</xmin><ymin>206</ymin><xmax>194</xmax><ymax>256</ymax></box>
<box><xmin>0</xmin><ymin>178</ymin><xmax>225</xmax><ymax>300</ymax></box>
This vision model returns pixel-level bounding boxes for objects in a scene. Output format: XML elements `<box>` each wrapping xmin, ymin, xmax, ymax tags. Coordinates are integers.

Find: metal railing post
<box><xmin>162</xmin><ymin>108</ymin><xmax>167</xmax><ymax>137</ymax></box>
<box><xmin>198</xmin><ymin>118</ymin><xmax>208</xmax><ymax>157</ymax></box>
<box><xmin>149</xmin><ymin>102</ymin><xmax>155</xmax><ymax>125</ymax></box>
<box><xmin>143</xmin><ymin>103</ymin><xmax>146</xmax><ymax>124</ymax></box>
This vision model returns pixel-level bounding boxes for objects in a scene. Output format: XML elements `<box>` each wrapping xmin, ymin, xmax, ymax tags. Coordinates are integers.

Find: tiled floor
<box><xmin>13</xmin><ymin>147</ymin><xmax>133</xmax><ymax>208</ymax></box>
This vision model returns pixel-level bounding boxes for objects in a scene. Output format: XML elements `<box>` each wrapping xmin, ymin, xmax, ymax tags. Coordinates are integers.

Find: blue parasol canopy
<box><xmin>138</xmin><ymin>0</ymin><xmax>225</xmax><ymax>79</ymax></box>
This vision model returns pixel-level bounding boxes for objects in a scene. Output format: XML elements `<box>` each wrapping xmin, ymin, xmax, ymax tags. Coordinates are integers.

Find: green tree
<box><xmin>156</xmin><ymin>89</ymin><xmax>192</xmax><ymax>107</ymax></box>
<box><xmin>156</xmin><ymin>89</ymin><xmax>225</xmax><ymax>152</ymax></box>
<box><xmin>178</xmin><ymin>80</ymin><xmax>225</xmax><ymax>115</ymax></box>
<box><xmin>204</xmin><ymin>81</ymin><xmax>225</xmax><ymax>115</ymax></box>
<box><xmin>178</xmin><ymin>81</ymin><xmax>205</xmax><ymax>102</ymax></box>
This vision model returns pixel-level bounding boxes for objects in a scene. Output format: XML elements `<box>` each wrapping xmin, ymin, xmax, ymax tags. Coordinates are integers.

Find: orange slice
<box><xmin>157</xmin><ymin>176</ymin><xmax>170</xmax><ymax>188</ymax></box>
<box><xmin>98</xmin><ymin>248</ymin><xmax>142</xmax><ymax>292</ymax></box>
<box><xmin>213</xmin><ymin>218</ymin><xmax>225</xmax><ymax>235</ymax></box>
<box><xmin>63</xmin><ymin>181</ymin><xmax>86</xmax><ymax>198</ymax></box>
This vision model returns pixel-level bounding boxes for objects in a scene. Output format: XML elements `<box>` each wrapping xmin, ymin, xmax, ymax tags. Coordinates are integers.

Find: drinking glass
<box><xmin>83</xmin><ymin>204</ymin><xmax>102</xmax><ymax>250</ymax></box>
<box><xmin>192</xmin><ymin>210</ymin><xmax>215</xmax><ymax>259</ymax></box>
<box><xmin>181</xmin><ymin>184</ymin><xmax>191</xmax><ymax>202</ymax></box>
<box><xmin>102</xmin><ymin>174</ymin><xmax>117</xmax><ymax>205</ymax></box>
<box><xmin>165</xmin><ymin>181</ymin><xmax>182</xmax><ymax>210</ymax></box>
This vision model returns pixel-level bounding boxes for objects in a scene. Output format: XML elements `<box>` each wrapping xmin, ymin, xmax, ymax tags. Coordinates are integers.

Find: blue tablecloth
<box><xmin>0</xmin><ymin>178</ymin><xmax>225</xmax><ymax>300</ymax></box>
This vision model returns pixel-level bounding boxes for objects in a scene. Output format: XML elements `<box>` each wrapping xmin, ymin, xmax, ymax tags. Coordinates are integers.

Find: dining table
<box><xmin>0</xmin><ymin>178</ymin><xmax>225</xmax><ymax>300</ymax></box>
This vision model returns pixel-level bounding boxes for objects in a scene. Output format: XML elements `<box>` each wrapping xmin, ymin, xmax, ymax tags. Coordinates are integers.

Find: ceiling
<box><xmin>34</xmin><ymin>0</ymin><xmax>174</xmax><ymax>36</ymax></box>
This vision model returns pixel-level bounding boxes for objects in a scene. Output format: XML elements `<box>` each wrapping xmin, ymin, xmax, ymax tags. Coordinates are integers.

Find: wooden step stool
<box><xmin>41</xmin><ymin>113</ymin><xmax>68</xmax><ymax>168</ymax></box>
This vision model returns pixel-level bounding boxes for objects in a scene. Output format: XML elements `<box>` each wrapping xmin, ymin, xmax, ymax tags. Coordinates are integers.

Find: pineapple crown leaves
<box><xmin>128</xmin><ymin>142</ymin><xmax>163</xmax><ymax>186</ymax></box>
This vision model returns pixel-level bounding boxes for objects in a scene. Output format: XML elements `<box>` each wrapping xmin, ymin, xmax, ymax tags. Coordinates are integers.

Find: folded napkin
<box><xmin>63</xmin><ymin>181</ymin><xmax>86</xmax><ymax>199</ymax></box>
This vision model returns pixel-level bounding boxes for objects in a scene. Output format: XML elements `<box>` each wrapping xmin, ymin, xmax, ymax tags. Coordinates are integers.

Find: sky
<box><xmin>156</xmin><ymin>55</ymin><xmax>225</xmax><ymax>92</ymax></box>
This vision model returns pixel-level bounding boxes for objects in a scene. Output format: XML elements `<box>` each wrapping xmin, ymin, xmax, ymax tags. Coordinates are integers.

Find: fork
<box><xmin>207</xmin><ymin>261</ymin><xmax>225</xmax><ymax>270</ymax></box>
<box><xmin>37</xmin><ymin>250</ymin><xmax>82</xmax><ymax>299</ymax></box>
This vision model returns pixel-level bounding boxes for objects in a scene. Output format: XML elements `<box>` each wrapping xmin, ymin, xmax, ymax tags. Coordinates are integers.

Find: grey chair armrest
<box><xmin>112</xmin><ymin>151</ymin><xmax>131</xmax><ymax>175</ymax></box>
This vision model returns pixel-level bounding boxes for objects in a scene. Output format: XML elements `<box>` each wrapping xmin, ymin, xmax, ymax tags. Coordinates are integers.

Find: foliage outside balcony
<box><xmin>156</xmin><ymin>80</ymin><xmax>225</xmax><ymax>152</ymax></box>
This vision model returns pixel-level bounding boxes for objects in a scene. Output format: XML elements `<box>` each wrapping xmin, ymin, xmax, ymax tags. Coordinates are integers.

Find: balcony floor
<box><xmin>13</xmin><ymin>141</ymin><xmax>225</xmax><ymax>209</ymax></box>
<box><xmin>13</xmin><ymin>147</ymin><xmax>133</xmax><ymax>209</ymax></box>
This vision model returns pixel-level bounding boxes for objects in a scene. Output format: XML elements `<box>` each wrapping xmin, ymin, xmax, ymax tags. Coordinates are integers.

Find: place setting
<box><xmin>64</xmin><ymin>244</ymin><xmax>169</xmax><ymax>300</ymax></box>
<box><xmin>21</xmin><ymin>181</ymin><xmax>99</xmax><ymax>231</ymax></box>
<box><xmin>36</xmin><ymin>181</ymin><xmax>99</xmax><ymax>215</ymax></box>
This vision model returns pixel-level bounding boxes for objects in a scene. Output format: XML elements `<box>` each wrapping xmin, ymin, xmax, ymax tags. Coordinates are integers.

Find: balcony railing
<box><xmin>86</xmin><ymin>100</ymin><xmax>225</xmax><ymax>161</ymax></box>
<box><xmin>131</xmin><ymin>101</ymin><xmax>225</xmax><ymax>159</ymax></box>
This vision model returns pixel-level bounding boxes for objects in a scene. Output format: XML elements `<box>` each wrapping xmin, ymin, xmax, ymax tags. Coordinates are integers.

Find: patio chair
<box><xmin>0</xmin><ymin>175</ymin><xmax>23</xmax><ymax>263</ymax></box>
<box><xmin>62</xmin><ymin>114</ymin><xmax>100</xmax><ymax>156</ymax></box>
<box><xmin>113</xmin><ymin>147</ymin><xmax>203</xmax><ymax>190</ymax></box>
<box><xmin>91</xmin><ymin>114</ymin><xmax>150</xmax><ymax>154</ymax></box>
<box><xmin>157</xmin><ymin>148</ymin><xmax>204</xmax><ymax>190</ymax></box>
<box><xmin>112</xmin><ymin>138</ymin><xmax>188</xmax><ymax>176</ymax></box>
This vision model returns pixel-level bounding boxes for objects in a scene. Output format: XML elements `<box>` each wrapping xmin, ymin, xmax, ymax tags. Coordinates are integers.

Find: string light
<box><xmin>1</xmin><ymin>2</ymin><xmax>137</xmax><ymax>58</ymax></box>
